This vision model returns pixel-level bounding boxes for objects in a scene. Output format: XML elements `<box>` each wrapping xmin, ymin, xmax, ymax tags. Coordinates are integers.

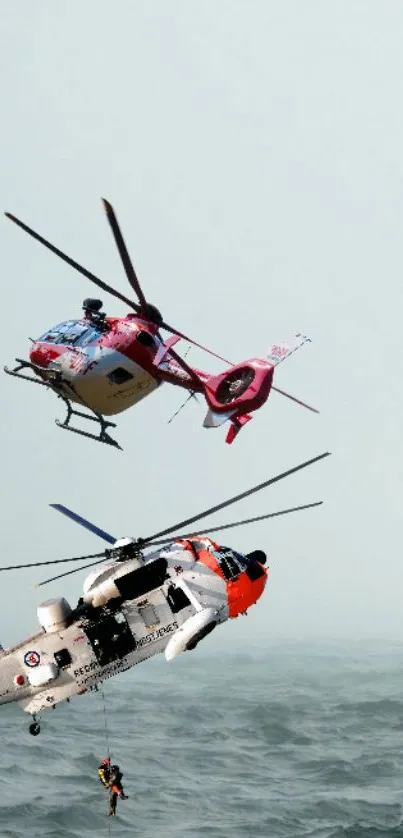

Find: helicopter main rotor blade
<box><xmin>271</xmin><ymin>386</ymin><xmax>319</xmax><ymax>414</ymax></box>
<box><xmin>145</xmin><ymin>501</ymin><xmax>324</xmax><ymax>545</ymax></box>
<box><xmin>4</xmin><ymin>212</ymin><xmax>140</xmax><ymax>313</ymax></box>
<box><xmin>102</xmin><ymin>199</ymin><xmax>148</xmax><ymax>311</ymax></box>
<box><xmin>50</xmin><ymin>503</ymin><xmax>117</xmax><ymax>544</ymax></box>
<box><xmin>5</xmin><ymin>209</ymin><xmax>229</xmax><ymax>354</ymax></box>
<box><xmin>0</xmin><ymin>551</ymin><xmax>106</xmax><ymax>572</ymax></box>
<box><xmin>33</xmin><ymin>502</ymin><xmax>324</xmax><ymax>574</ymax></box>
<box><xmin>101</xmin><ymin>199</ymin><xmax>229</xmax><ymax>352</ymax></box>
<box><xmin>35</xmin><ymin>557</ymin><xmax>107</xmax><ymax>588</ymax></box>
<box><xmin>34</xmin><ymin>500</ymin><xmax>325</xmax><ymax>586</ymax></box>
<box><xmin>142</xmin><ymin>452</ymin><xmax>330</xmax><ymax>544</ymax></box>
<box><xmin>158</xmin><ymin>322</ymin><xmax>233</xmax><ymax>362</ymax></box>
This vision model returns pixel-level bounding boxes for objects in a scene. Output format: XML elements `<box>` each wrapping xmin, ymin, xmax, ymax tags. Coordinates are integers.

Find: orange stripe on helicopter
<box><xmin>176</xmin><ymin>538</ymin><xmax>268</xmax><ymax>618</ymax></box>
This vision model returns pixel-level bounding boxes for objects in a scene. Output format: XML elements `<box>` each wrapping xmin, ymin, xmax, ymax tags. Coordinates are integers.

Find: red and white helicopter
<box><xmin>0</xmin><ymin>451</ymin><xmax>329</xmax><ymax>735</ymax></box>
<box><xmin>5</xmin><ymin>200</ymin><xmax>318</xmax><ymax>449</ymax></box>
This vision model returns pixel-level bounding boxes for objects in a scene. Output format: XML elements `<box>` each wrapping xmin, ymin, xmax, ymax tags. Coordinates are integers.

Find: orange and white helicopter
<box><xmin>4</xmin><ymin>200</ymin><xmax>318</xmax><ymax>449</ymax></box>
<box><xmin>0</xmin><ymin>452</ymin><xmax>329</xmax><ymax>736</ymax></box>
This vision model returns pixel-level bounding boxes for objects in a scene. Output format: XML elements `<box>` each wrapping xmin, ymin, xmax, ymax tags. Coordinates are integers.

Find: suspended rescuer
<box><xmin>98</xmin><ymin>757</ymin><xmax>111</xmax><ymax>789</ymax></box>
<box><xmin>108</xmin><ymin>764</ymin><xmax>128</xmax><ymax>817</ymax></box>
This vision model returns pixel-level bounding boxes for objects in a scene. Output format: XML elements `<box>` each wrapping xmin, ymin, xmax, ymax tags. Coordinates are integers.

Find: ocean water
<box><xmin>1</xmin><ymin>640</ymin><xmax>402</xmax><ymax>838</ymax></box>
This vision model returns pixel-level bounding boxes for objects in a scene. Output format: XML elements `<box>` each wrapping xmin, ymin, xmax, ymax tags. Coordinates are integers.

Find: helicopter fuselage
<box><xmin>0</xmin><ymin>538</ymin><xmax>267</xmax><ymax>726</ymax></box>
<box><xmin>29</xmin><ymin>315</ymin><xmax>195</xmax><ymax>416</ymax></box>
<box><xmin>8</xmin><ymin>309</ymin><xmax>277</xmax><ymax>445</ymax></box>
<box><xmin>5</xmin><ymin>200</ymin><xmax>317</xmax><ymax>446</ymax></box>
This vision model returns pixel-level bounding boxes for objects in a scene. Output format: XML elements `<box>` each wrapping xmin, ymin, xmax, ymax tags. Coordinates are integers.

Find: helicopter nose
<box><xmin>228</xmin><ymin>555</ymin><xmax>268</xmax><ymax>619</ymax></box>
<box><xmin>245</xmin><ymin>549</ymin><xmax>267</xmax><ymax>565</ymax></box>
<box><xmin>29</xmin><ymin>342</ymin><xmax>51</xmax><ymax>367</ymax></box>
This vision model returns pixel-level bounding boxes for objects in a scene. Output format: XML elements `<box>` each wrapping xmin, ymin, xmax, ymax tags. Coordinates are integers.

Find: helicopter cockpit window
<box><xmin>74</xmin><ymin>324</ymin><xmax>103</xmax><ymax>347</ymax></box>
<box><xmin>38</xmin><ymin>321</ymin><xmax>102</xmax><ymax>347</ymax></box>
<box><xmin>38</xmin><ymin>322</ymin><xmax>73</xmax><ymax>343</ymax></box>
<box><xmin>211</xmin><ymin>547</ymin><xmax>248</xmax><ymax>580</ymax></box>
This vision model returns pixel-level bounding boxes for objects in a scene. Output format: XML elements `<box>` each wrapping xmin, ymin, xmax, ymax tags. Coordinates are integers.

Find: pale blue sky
<box><xmin>0</xmin><ymin>1</ymin><xmax>402</xmax><ymax>649</ymax></box>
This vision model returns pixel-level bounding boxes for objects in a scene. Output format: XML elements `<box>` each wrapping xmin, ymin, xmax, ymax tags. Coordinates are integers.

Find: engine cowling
<box><xmin>164</xmin><ymin>608</ymin><xmax>217</xmax><ymax>662</ymax></box>
<box><xmin>37</xmin><ymin>598</ymin><xmax>72</xmax><ymax>633</ymax></box>
<box><xmin>82</xmin><ymin>538</ymin><xmax>144</xmax><ymax>607</ymax></box>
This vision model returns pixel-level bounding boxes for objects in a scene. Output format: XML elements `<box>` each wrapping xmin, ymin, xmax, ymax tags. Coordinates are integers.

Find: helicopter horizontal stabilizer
<box><xmin>50</xmin><ymin>504</ymin><xmax>116</xmax><ymax>544</ymax></box>
<box><xmin>203</xmin><ymin>407</ymin><xmax>236</xmax><ymax>428</ymax></box>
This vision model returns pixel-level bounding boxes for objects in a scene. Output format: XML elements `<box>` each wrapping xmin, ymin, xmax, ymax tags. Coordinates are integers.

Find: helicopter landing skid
<box><xmin>4</xmin><ymin>357</ymin><xmax>63</xmax><ymax>387</ymax></box>
<box><xmin>55</xmin><ymin>401</ymin><xmax>122</xmax><ymax>450</ymax></box>
<box><xmin>4</xmin><ymin>358</ymin><xmax>122</xmax><ymax>450</ymax></box>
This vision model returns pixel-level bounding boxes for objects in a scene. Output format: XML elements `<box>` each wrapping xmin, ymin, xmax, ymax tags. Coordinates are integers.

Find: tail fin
<box><xmin>267</xmin><ymin>334</ymin><xmax>311</xmax><ymax>367</ymax></box>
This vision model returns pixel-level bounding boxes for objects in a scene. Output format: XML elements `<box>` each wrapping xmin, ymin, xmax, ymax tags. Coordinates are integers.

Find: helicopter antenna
<box><xmin>167</xmin><ymin>391</ymin><xmax>199</xmax><ymax>424</ymax></box>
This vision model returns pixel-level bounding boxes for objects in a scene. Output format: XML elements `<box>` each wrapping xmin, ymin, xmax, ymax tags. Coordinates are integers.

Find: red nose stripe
<box><xmin>228</xmin><ymin>569</ymin><xmax>267</xmax><ymax>618</ymax></box>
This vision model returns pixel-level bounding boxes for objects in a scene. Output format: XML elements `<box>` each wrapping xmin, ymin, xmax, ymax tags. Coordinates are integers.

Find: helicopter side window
<box><xmin>212</xmin><ymin>547</ymin><xmax>247</xmax><ymax>580</ymax></box>
<box><xmin>167</xmin><ymin>584</ymin><xmax>191</xmax><ymax>613</ymax></box>
<box><xmin>107</xmin><ymin>368</ymin><xmax>134</xmax><ymax>385</ymax></box>
<box><xmin>85</xmin><ymin>611</ymin><xmax>136</xmax><ymax>665</ymax></box>
<box><xmin>115</xmin><ymin>557</ymin><xmax>168</xmax><ymax>601</ymax></box>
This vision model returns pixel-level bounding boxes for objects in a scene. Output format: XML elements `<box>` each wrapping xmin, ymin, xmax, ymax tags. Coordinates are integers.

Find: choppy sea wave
<box><xmin>0</xmin><ymin>640</ymin><xmax>402</xmax><ymax>838</ymax></box>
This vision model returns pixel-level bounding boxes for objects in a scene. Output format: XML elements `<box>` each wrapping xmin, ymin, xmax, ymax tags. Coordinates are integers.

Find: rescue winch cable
<box><xmin>99</xmin><ymin>684</ymin><xmax>112</xmax><ymax>832</ymax></box>
<box><xmin>100</xmin><ymin>684</ymin><xmax>111</xmax><ymax>763</ymax></box>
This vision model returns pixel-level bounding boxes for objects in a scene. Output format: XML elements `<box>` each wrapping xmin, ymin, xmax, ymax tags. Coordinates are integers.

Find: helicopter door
<box><xmin>84</xmin><ymin>610</ymin><xmax>136</xmax><ymax>666</ymax></box>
